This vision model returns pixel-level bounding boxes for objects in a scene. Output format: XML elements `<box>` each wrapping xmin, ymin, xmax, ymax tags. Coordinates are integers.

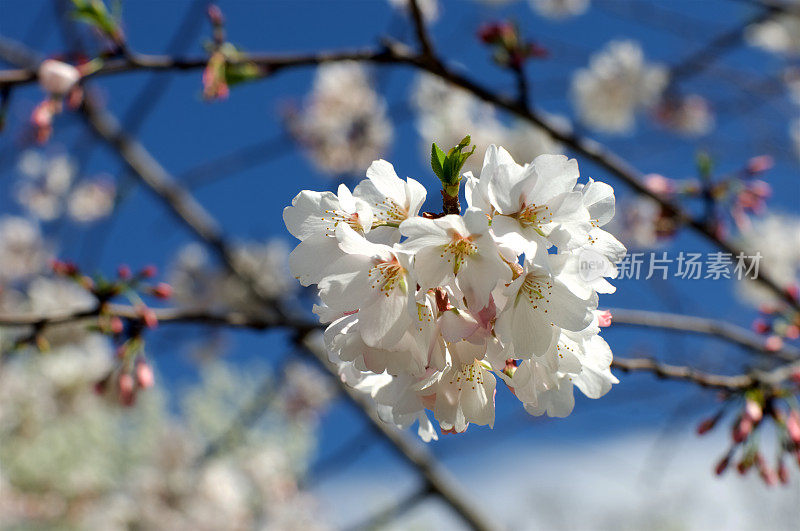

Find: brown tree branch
<box><xmin>612</xmin><ymin>356</ymin><xmax>800</xmax><ymax>392</ymax></box>
<box><xmin>1</xmin><ymin>20</ymin><xmax>797</xmax><ymax>310</ymax></box>
<box><xmin>609</xmin><ymin>308</ymin><xmax>800</xmax><ymax>361</ymax></box>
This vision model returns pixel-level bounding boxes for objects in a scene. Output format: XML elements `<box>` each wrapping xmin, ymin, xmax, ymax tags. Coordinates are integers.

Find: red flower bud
<box><xmin>715</xmin><ymin>455</ymin><xmax>730</xmax><ymax>476</ymax></box>
<box><xmin>117</xmin><ymin>264</ymin><xmax>132</xmax><ymax>280</ymax></box>
<box><xmin>786</xmin><ymin>284</ymin><xmax>799</xmax><ymax>302</ymax></box>
<box><xmin>697</xmin><ymin>416</ymin><xmax>717</xmax><ymax>435</ymax></box>
<box><xmin>778</xmin><ymin>461</ymin><xmax>789</xmax><ymax>484</ymax></box>
<box><xmin>140</xmin><ymin>265</ymin><xmax>157</xmax><ymax>279</ymax></box>
<box><xmin>752</xmin><ymin>318</ymin><xmax>770</xmax><ymax>335</ymax></box>
<box><xmin>732</xmin><ymin>416</ymin><xmax>752</xmax><ymax>443</ymax></box>
<box><xmin>51</xmin><ymin>259</ymin><xmax>78</xmax><ymax>276</ymax></box>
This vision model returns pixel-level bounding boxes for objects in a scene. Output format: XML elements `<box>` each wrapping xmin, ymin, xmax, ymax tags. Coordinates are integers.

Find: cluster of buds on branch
<box><xmin>202</xmin><ymin>5</ymin><xmax>263</xmax><ymax>101</ymax></box>
<box><xmin>284</xmin><ymin>139</ymin><xmax>625</xmax><ymax>439</ymax></box>
<box><xmin>48</xmin><ymin>259</ymin><xmax>172</xmax><ymax>406</ymax></box>
<box><xmin>640</xmin><ymin>153</ymin><xmax>773</xmax><ymax>243</ymax></box>
<box><xmin>752</xmin><ymin>289</ymin><xmax>800</xmax><ymax>354</ymax></box>
<box><xmin>477</xmin><ymin>21</ymin><xmax>548</xmax><ymax>69</ymax></box>
<box><xmin>702</xmin><ymin>385</ymin><xmax>800</xmax><ymax>486</ymax></box>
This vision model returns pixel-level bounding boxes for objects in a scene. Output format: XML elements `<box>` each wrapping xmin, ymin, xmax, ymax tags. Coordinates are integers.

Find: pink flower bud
<box><xmin>786</xmin><ymin>411</ymin><xmax>800</xmax><ymax>444</ymax></box>
<box><xmin>139</xmin><ymin>307</ymin><xmax>158</xmax><ymax>330</ymax></box>
<box><xmin>597</xmin><ymin>310</ymin><xmax>612</xmax><ymax>328</ymax></box>
<box><xmin>644</xmin><ymin>174</ymin><xmax>675</xmax><ymax>196</ymax></box>
<box><xmin>765</xmin><ymin>335</ymin><xmax>783</xmax><ymax>352</ymax></box>
<box><xmin>151</xmin><ymin>282</ymin><xmax>173</xmax><ymax>299</ymax></box>
<box><xmin>785</xmin><ymin>325</ymin><xmax>799</xmax><ymax>340</ymax></box>
<box><xmin>207</xmin><ymin>4</ymin><xmax>224</xmax><ymax>25</ymax></box>
<box><xmin>732</xmin><ymin>416</ymin><xmax>752</xmax><ymax>443</ymax></box>
<box><xmin>109</xmin><ymin>316</ymin><xmax>124</xmax><ymax>335</ymax></box>
<box><xmin>118</xmin><ymin>373</ymin><xmax>135</xmax><ymax>406</ymax></box>
<box><xmin>744</xmin><ymin>399</ymin><xmax>763</xmax><ymax>423</ymax></box>
<box><xmin>746</xmin><ymin>155</ymin><xmax>773</xmax><ymax>174</ymax></box>
<box><xmin>38</xmin><ymin>59</ymin><xmax>81</xmax><ymax>95</ymax></box>
<box><xmin>135</xmin><ymin>360</ymin><xmax>155</xmax><ymax>389</ymax></box>
<box><xmin>51</xmin><ymin>259</ymin><xmax>78</xmax><ymax>276</ymax></box>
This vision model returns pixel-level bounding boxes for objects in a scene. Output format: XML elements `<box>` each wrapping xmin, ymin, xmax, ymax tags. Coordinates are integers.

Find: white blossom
<box><xmin>37</xmin><ymin>59</ymin><xmax>81</xmax><ymax>95</ymax></box>
<box><xmin>290</xmin><ymin>62</ymin><xmax>392</xmax><ymax>175</ymax></box>
<box><xmin>571</xmin><ymin>40</ymin><xmax>668</xmax><ymax>134</ymax></box>
<box><xmin>285</xmin><ymin>145</ymin><xmax>623</xmax><ymax>438</ymax></box>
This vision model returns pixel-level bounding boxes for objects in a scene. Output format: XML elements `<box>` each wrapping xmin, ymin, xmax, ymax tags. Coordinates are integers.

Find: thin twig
<box><xmin>407</xmin><ymin>0</ymin><xmax>434</xmax><ymax>59</ymax></box>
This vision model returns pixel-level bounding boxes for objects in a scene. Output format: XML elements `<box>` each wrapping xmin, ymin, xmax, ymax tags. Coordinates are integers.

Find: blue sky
<box><xmin>2</xmin><ymin>0</ymin><xmax>799</xmax><ymax>522</ymax></box>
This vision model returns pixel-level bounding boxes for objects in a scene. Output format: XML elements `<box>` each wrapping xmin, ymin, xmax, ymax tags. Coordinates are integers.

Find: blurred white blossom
<box><xmin>0</xmin><ymin>351</ymin><xmax>326</xmax><ymax>530</ymax></box>
<box><xmin>387</xmin><ymin>0</ymin><xmax>439</xmax><ymax>21</ymax></box>
<box><xmin>67</xmin><ymin>177</ymin><xmax>116</xmax><ymax>223</ymax></box>
<box><xmin>412</xmin><ymin>74</ymin><xmax>561</xmax><ymax>173</ymax></box>
<box><xmin>290</xmin><ymin>62</ymin><xmax>393</xmax><ymax>176</ymax></box>
<box><xmin>529</xmin><ymin>0</ymin><xmax>589</xmax><ymax>19</ymax></box>
<box><xmin>746</xmin><ymin>11</ymin><xmax>800</xmax><ymax>57</ymax></box>
<box><xmin>737</xmin><ymin>213</ymin><xmax>800</xmax><ymax>307</ymax></box>
<box><xmin>571</xmin><ymin>40</ymin><xmax>668</xmax><ymax>134</ymax></box>
<box><xmin>169</xmin><ymin>240</ymin><xmax>295</xmax><ymax>314</ymax></box>
<box><xmin>15</xmin><ymin>150</ymin><xmax>75</xmax><ymax>221</ymax></box>
<box><xmin>655</xmin><ymin>95</ymin><xmax>714</xmax><ymax>136</ymax></box>
<box><xmin>0</xmin><ymin>216</ymin><xmax>50</xmax><ymax>283</ymax></box>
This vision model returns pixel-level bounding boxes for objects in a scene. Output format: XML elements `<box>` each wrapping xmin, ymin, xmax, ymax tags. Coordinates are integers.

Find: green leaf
<box><xmin>71</xmin><ymin>0</ymin><xmax>119</xmax><ymax>39</ymax></box>
<box><xmin>430</xmin><ymin>135</ymin><xmax>475</xmax><ymax>191</ymax></box>
<box><xmin>224</xmin><ymin>62</ymin><xmax>261</xmax><ymax>86</ymax></box>
<box><xmin>431</xmin><ymin>142</ymin><xmax>446</xmax><ymax>180</ymax></box>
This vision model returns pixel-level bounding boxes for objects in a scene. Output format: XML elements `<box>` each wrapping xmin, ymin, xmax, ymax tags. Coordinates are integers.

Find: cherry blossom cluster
<box><xmin>284</xmin><ymin>144</ymin><xmax>625</xmax><ymax>439</ymax></box>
